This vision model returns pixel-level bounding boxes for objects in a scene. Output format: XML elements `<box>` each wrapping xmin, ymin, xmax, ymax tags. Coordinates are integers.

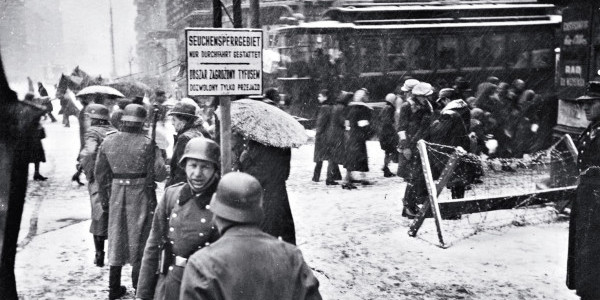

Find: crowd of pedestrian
<box><xmin>308</xmin><ymin>75</ymin><xmax>552</xmax><ymax>220</ymax></box>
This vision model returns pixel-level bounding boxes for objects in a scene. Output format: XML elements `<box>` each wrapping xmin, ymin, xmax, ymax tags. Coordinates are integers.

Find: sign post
<box><xmin>185</xmin><ymin>28</ymin><xmax>263</xmax><ymax>174</ymax></box>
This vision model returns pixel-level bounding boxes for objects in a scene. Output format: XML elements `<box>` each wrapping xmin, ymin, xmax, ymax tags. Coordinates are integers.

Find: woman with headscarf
<box><xmin>342</xmin><ymin>88</ymin><xmax>373</xmax><ymax>189</ymax></box>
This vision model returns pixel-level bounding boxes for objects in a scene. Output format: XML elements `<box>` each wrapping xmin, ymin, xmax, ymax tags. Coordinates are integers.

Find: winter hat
<box><xmin>411</xmin><ymin>82</ymin><xmax>434</xmax><ymax>96</ymax></box>
<box><xmin>400</xmin><ymin>79</ymin><xmax>420</xmax><ymax>92</ymax></box>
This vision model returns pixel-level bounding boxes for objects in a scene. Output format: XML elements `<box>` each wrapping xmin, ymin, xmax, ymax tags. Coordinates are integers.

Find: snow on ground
<box><xmin>14</xmin><ymin>119</ymin><xmax>578</xmax><ymax>299</ymax></box>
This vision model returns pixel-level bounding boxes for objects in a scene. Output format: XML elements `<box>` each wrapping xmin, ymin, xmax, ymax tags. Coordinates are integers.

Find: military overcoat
<box><xmin>95</xmin><ymin>129</ymin><xmax>167</xmax><ymax>266</ymax></box>
<box><xmin>137</xmin><ymin>181</ymin><xmax>219</xmax><ymax>300</ymax></box>
<box><xmin>79</xmin><ymin>124</ymin><xmax>115</xmax><ymax>236</ymax></box>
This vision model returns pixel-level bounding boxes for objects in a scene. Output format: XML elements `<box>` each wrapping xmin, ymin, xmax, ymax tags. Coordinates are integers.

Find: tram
<box><xmin>271</xmin><ymin>1</ymin><xmax>561</xmax><ymax>119</ymax></box>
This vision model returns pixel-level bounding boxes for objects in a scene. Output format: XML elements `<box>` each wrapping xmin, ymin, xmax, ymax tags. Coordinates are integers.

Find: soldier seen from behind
<box><xmin>166</xmin><ymin>102</ymin><xmax>206</xmax><ymax>187</ymax></box>
<box><xmin>78</xmin><ymin>104</ymin><xmax>115</xmax><ymax>267</ymax></box>
<box><xmin>180</xmin><ymin>172</ymin><xmax>322</xmax><ymax>300</ymax></box>
<box><xmin>137</xmin><ymin>137</ymin><xmax>221</xmax><ymax>300</ymax></box>
<box><xmin>567</xmin><ymin>81</ymin><xmax>600</xmax><ymax>300</ymax></box>
<box><xmin>95</xmin><ymin>104</ymin><xmax>167</xmax><ymax>299</ymax></box>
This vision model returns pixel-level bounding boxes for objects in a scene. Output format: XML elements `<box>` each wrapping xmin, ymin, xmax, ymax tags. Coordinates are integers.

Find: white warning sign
<box><xmin>185</xmin><ymin>28</ymin><xmax>263</xmax><ymax>96</ymax></box>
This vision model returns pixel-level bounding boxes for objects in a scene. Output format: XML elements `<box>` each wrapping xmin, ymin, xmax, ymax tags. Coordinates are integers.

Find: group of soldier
<box><xmin>77</xmin><ymin>96</ymin><xmax>322</xmax><ymax>300</ymax></box>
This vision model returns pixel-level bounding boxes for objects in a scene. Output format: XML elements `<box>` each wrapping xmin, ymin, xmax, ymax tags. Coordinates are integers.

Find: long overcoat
<box><xmin>79</xmin><ymin>124</ymin><xmax>115</xmax><ymax>236</ymax></box>
<box><xmin>137</xmin><ymin>181</ymin><xmax>219</xmax><ymax>300</ymax></box>
<box><xmin>567</xmin><ymin>120</ymin><xmax>600</xmax><ymax>299</ymax></box>
<box><xmin>344</xmin><ymin>102</ymin><xmax>373</xmax><ymax>172</ymax></box>
<box><xmin>167</xmin><ymin>124</ymin><xmax>205</xmax><ymax>187</ymax></box>
<box><xmin>180</xmin><ymin>225</ymin><xmax>322</xmax><ymax>300</ymax></box>
<box><xmin>238</xmin><ymin>140</ymin><xmax>296</xmax><ymax>245</ymax></box>
<box><xmin>327</xmin><ymin>101</ymin><xmax>347</xmax><ymax>165</ymax></box>
<box><xmin>95</xmin><ymin>128</ymin><xmax>167</xmax><ymax>266</ymax></box>
<box><xmin>313</xmin><ymin>102</ymin><xmax>333</xmax><ymax>162</ymax></box>
<box><xmin>378</xmin><ymin>102</ymin><xmax>399</xmax><ymax>153</ymax></box>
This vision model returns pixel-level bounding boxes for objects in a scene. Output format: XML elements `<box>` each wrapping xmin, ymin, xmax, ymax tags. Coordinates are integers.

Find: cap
<box><xmin>210</xmin><ymin>172</ymin><xmax>264</xmax><ymax>223</ymax></box>
<box><xmin>400</xmin><ymin>79</ymin><xmax>420</xmax><ymax>92</ymax></box>
<box><xmin>412</xmin><ymin>82</ymin><xmax>434</xmax><ymax>96</ymax></box>
<box><xmin>385</xmin><ymin>93</ymin><xmax>397</xmax><ymax>104</ymax></box>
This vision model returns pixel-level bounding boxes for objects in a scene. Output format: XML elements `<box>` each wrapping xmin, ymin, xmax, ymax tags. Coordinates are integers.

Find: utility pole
<box><xmin>109</xmin><ymin>0</ymin><xmax>117</xmax><ymax>78</ymax></box>
<box><xmin>213</xmin><ymin>0</ymin><xmax>232</xmax><ymax>174</ymax></box>
<box><xmin>250</xmin><ymin>0</ymin><xmax>260</xmax><ymax>28</ymax></box>
<box><xmin>233</xmin><ymin>0</ymin><xmax>242</xmax><ymax>28</ymax></box>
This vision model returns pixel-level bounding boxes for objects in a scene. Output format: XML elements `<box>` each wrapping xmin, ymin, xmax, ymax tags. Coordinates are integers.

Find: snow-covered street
<box><xmin>15</xmin><ymin>118</ymin><xmax>577</xmax><ymax>299</ymax></box>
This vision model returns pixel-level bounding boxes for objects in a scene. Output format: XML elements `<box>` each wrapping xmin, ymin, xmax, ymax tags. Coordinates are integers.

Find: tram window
<box><xmin>437</xmin><ymin>36</ymin><xmax>458</xmax><ymax>70</ymax></box>
<box><xmin>285</xmin><ymin>34</ymin><xmax>311</xmax><ymax>77</ymax></box>
<box><xmin>388</xmin><ymin>36</ymin><xmax>433</xmax><ymax>71</ymax></box>
<box><xmin>508</xmin><ymin>32</ymin><xmax>553</xmax><ymax>69</ymax></box>
<box><xmin>465</xmin><ymin>34</ymin><xmax>505</xmax><ymax>68</ymax></box>
<box><xmin>358</xmin><ymin>37</ymin><xmax>382</xmax><ymax>72</ymax></box>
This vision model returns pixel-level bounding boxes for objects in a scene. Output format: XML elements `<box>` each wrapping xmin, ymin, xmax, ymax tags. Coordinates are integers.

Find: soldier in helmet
<box><xmin>166</xmin><ymin>102</ymin><xmax>206</xmax><ymax>187</ymax></box>
<box><xmin>95</xmin><ymin>104</ymin><xmax>167</xmax><ymax>299</ymax></box>
<box><xmin>180</xmin><ymin>172</ymin><xmax>322</xmax><ymax>300</ymax></box>
<box><xmin>136</xmin><ymin>137</ymin><xmax>221</xmax><ymax>300</ymax></box>
<box><xmin>567</xmin><ymin>81</ymin><xmax>600</xmax><ymax>300</ymax></box>
<box><xmin>78</xmin><ymin>104</ymin><xmax>116</xmax><ymax>268</ymax></box>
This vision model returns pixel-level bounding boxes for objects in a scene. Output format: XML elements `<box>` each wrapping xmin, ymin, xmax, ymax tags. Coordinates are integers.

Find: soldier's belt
<box><xmin>112</xmin><ymin>177</ymin><xmax>148</xmax><ymax>185</ymax></box>
<box><xmin>113</xmin><ymin>173</ymin><xmax>147</xmax><ymax>179</ymax></box>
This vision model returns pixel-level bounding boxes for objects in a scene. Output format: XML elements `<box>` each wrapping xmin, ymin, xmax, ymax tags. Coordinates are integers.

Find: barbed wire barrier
<box><xmin>407</xmin><ymin>135</ymin><xmax>579</xmax><ymax>248</ymax></box>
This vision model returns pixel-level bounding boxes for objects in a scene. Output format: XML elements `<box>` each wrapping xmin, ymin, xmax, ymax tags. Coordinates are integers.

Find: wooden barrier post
<box><xmin>416</xmin><ymin>139</ymin><xmax>447</xmax><ymax>248</ymax></box>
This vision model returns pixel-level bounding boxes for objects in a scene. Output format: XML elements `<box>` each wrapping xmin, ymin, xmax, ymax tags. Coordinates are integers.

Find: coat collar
<box><xmin>178</xmin><ymin>181</ymin><xmax>218</xmax><ymax>206</ymax></box>
<box><xmin>222</xmin><ymin>224</ymin><xmax>265</xmax><ymax>237</ymax></box>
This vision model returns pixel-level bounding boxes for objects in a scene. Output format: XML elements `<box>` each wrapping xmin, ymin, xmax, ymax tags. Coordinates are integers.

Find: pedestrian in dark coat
<box><xmin>428</xmin><ymin>99</ymin><xmax>474</xmax><ymax>219</ymax></box>
<box><xmin>23</xmin><ymin>93</ymin><xmax>48</xmax><ymax>181</ymax></box>
<box><xmin>167</xmin><ymin>102</ymin><xmax>206</xmax><ymax>187</ymax></box>
<box><xmin>95</xmin><ymin>104</ymin><xmax>167</xmax><ymax>299</ymax></box>
<box><xmin>327</xmin><ymin>91</ymin><xmax>352</xmax><ymax>168</ymax></box>
<box><xmin>398</xmin><ymin>82</ymin><xmax>434</xmax><ymax>218</ymax></box>
<box><xmin>567</xmin><ymin>90</ymin><xmax>600</xmax><ymax>300</ymax></box>
<box><xmin>395</xmin><ymin>79</ymin><xmax>420</xmax><ymax>179</ymax></box>
<box><xmin>312</xmin><ymin>89</ymin><xmax>342</xmax><ymax>185</ymax></box>
<box><xmin>379</xmin><ymin>93</ymin><xmax>399</xmax><ymax>177</ymax></box>
<box><xmin>137</xmin><ymin>138</ymin><xmax>220</xmax><ymax>300</ymax></box>
<box><xmin>79</xmin><ymin>104</ymin><xmax>115</xmax><ymax>267</ymax></box>
<box><xmin>342</xmin><ymin>88</ymin><xmax>373</xmax><ymax>189</ymax></box>
<box><xmin>180</xmin><ymin>172</ymin><xmax>322</xmax><ymax>300</ymax></box>
<box><xmin>235</xmin><ymin>138</ymin><xmax>296</xmax><ymax>245</ymax></box>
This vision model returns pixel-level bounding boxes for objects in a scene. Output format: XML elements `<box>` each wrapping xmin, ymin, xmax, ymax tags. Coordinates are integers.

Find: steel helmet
<box><xmin>121</xmin><ymin>104</ymin><xmax>147</xmax><ymax>123</ymax></box>
<box><xmin>85</xmin><ymin>103</ymin><xmax>110</xmax><ymax>120</ymax></box>
<box><xmin>209</xmin><ymin>172</ymin><xmax>263</xmax><ymax>223</ymax></box>
<box><xmin>168</xmin><ymin>101</ymin><xmax>198</xmax><ymax>119</ymax></box>
<box><xmin>179</xmin><ymin>137</ymin><xmax>220</xmax><ymax>167</ymax></box>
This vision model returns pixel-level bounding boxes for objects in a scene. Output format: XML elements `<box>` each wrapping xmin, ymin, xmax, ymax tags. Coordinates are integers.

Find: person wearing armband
<box><xmin>567</xmin><ymin>82</ymin><xmax>600</xmax><ymax>300</ymax></box>
<box><xmin>397</xmin><ymin>82</ymin><xmax>434</xmax><ymax>218</ymax></box>
<box><xmin>136</xmin><ymin>137</ymin><xmax>221</xmax><ymax>300</ymax></box>
<box><xmin>342</xmin><ymin>88</ymin><xmax>373</xmax><ymax>189</ymax></box>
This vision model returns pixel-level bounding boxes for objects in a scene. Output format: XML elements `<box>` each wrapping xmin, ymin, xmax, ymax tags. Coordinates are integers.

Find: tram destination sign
<box><xmin>185</xmin><ymin>28</ymin><xmax>263</xmax><ymax>96</ymax></box>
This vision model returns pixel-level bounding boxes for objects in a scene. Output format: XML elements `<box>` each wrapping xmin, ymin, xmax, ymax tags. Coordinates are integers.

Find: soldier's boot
<box><xmin>108</xmin><ymin>266</ymin><xmax>126</xmax><ymax>300</ymax></box>
<box><xmin>93</xmin><ymin>236</ymin><xmax>105</xmax><ymax>267</ymax></box>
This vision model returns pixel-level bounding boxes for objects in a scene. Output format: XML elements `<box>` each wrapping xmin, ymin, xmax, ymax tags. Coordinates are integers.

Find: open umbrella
<box><xmin>217</xmin><ymin>99</ymin><xmax>308</xmax><ymax>148</ymax></box>
<box><xmin>76</xmin><ymin>85</ymin><xmax>125</xmax><ymax>98</ymax></box>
